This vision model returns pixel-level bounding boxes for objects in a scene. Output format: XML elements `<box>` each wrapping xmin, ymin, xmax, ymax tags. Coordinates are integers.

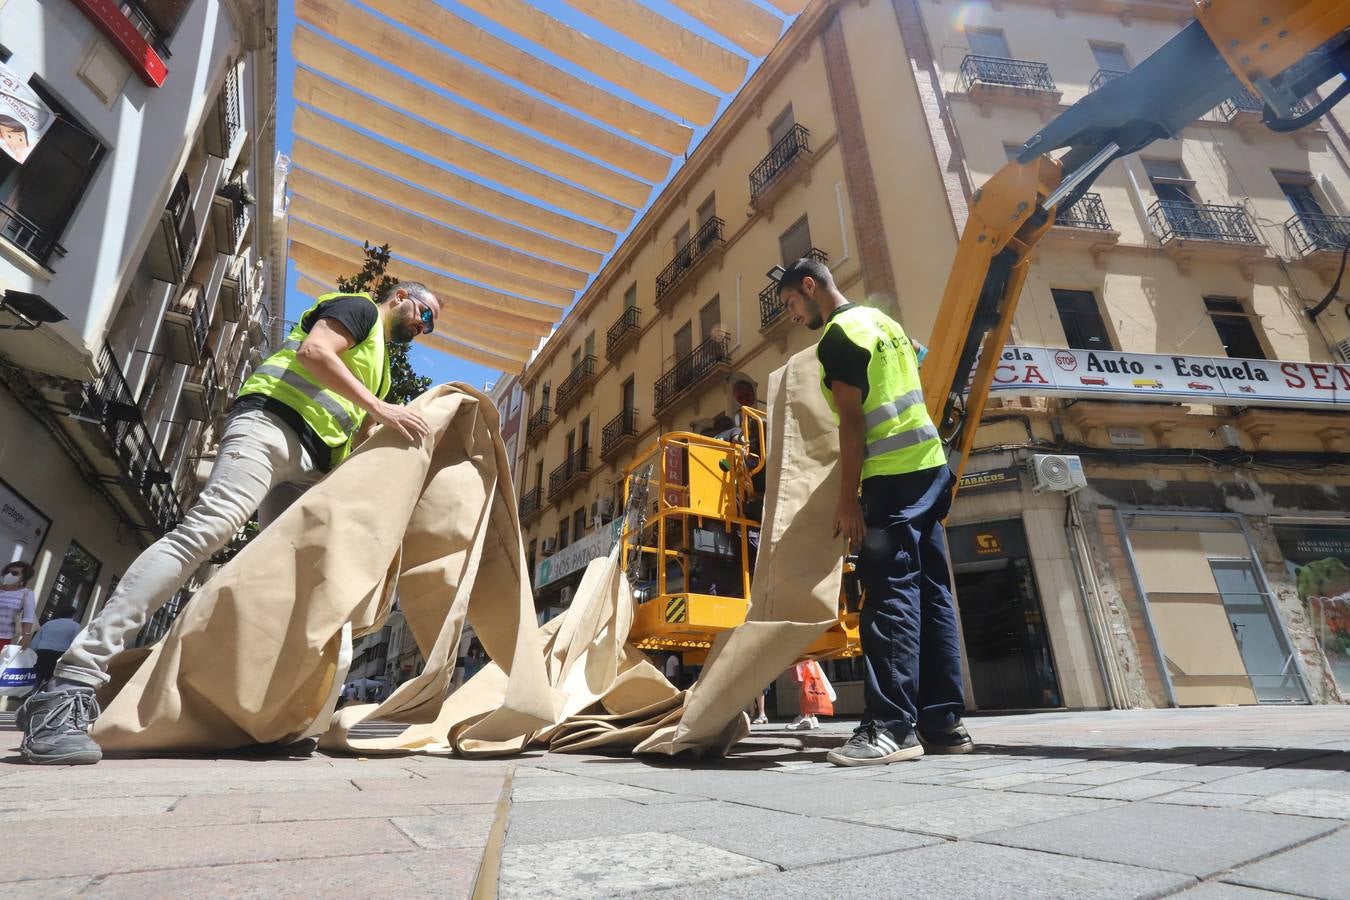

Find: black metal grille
<box><xmin>656</xmin><ymin>217</ymin><xmax>725</xmax><ymax>305</ymax></box>
<box><xmin>601</xmin><ymin>407</ymin><xmax>639</xmax><ymax>458</ymax></box>
<box><xmin>606</xmin><ymin>305</ymin><xmax>641</xmax><ymax>356</ymax></box>
<box><xmin>1286</xmin><ymin>212</ymin><xmax>1350</xmax><ymax>254</ymax></box>
<box><xmin>223</xmin><ymin>70</ymin><xmax>242</xmax><ymax>148</ymax></box>
<box><xmin>548</xmin><ymin>447</ymin><xmax>591</xmax><ymax>500</ymax></box>
<box><xmin>184</xmin><ymin>348</ymin><xmax>218</xmax><ymax>419</ymax></box>
<box><xmin>1088</xmin><ymin>69</ymin><xmax>1128</xmax><ymax>92</ymax></box>
<box><xmin>959</xmin><ymin>55</ymin><xmax>1057</xmax><ymax>92</ymax></box>
<box><xmin>87</xmin><ymin>344</ymin><xmax>182</xmax><ymax>533</ymax></box>
<box><xmin>1148</xmin><ymin>200</ymin><xmax>1259</xmax><ymax>244</ymax></box>
<box><xmin>119</xmin><ymin>1</ymin><xmax>172</xmax><ymax>59</ymax></box>
<box><xmin>555</xmin><ymin>355</ymin><xmax>596</xmax><ymax>412</ymax></box>
<box><xmin>168</xmin><ymin>287</ymin><xmax>210</xmax><ymax>356</ymax></box>
<box><xmin>519</xmin><ymin>487</ymin><xmax>542</xmax><ymax>521</ymax></box>
<box><xmin>1055</xmin><ymin>193</ymin><xmax>1112</xmax><ymax>230</ymax></box>
<box><xmin>526</xmin><ymin>405</ymin><xmax>551</xmax><ymax>441</ymax></box>
<box><xmin>0</xmin><ymin>200</ymin><xmax>67</xmax><ymax>269</ymax></box>
<box><xmin>749</xmin><ymin>124</ymin><xmax>811</xmax><ymax>203</ymax></box>
<box><xmin>654</xmin><ymin>334</ymin><xmax>731</xmax><ymax>414</ymax></box>
<box><xmin>167</xmin><ymin>173</ymin><xmax>197</xmax><ymax>280</ymax></box>
<box><xmin>759</xmin><ymin>246</ymin><xmax>828</xmax><ymax>329</ymax></box>
<box><xmin>1218</xmin><ymin>89</ymin><xmax>1312</xmax><ymax>121</ymax></box>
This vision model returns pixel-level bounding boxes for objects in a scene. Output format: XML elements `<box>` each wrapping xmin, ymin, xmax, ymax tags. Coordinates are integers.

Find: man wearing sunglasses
<box><xmin>19</xmin><ymin>282</ymin><xmax>440</xmax><ymax>765</ymax></box>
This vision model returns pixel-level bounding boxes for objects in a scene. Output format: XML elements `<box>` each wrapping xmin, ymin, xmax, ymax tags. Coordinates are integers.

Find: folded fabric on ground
<box><xmin>94</xmin><ymin>348</ymin><xmax>845</xmax><ymax>759</ymax></box>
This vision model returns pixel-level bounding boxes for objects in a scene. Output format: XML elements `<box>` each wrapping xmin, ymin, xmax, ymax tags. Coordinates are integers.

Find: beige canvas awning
<box><xmin>284</xmin><ymin>0</ymin><xmax>793</xmax><ymax>371</ymax></box>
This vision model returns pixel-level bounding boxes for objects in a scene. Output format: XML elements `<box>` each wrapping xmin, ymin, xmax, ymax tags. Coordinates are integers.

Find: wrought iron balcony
<box><xmin>147</xmin><ymin>174</ymin><xmax>198</xmax><ymax>283</ymax></box>
<box><xmin>1054</xmin><ymin>193</ymin><xmax>1112</xmax><ymax>230</ymax></box>
<box><xmin>749</xmin><ymin>123</ymin><xmax>812</xmax><ymax>208</ymax></box>
<box><xmin>85</xmin><ymin>344</ymin><xmax>182</xmax><ymax>534</ymax></box>
<box><xmin>759</xmin><ymin>247</ymin><xmax>829</xmax><ymax>332</ymax></box>
<box><xmin>548</xmin><ymin>446</ymin><xmax>592</xmax><ymax>501</ymax></box>
<box><xmin>554</xmin><ymin>355</ymin><xmax>597</xmax><ymax>414</ymax></box>
<box><xmin>654</xmin><ymin>333</ymin><xmax>732</xmax><ymax>416</ymax></box>
<box><xmin>1088</xmin><ymin>69</ymin><xmax>1128</xmax><ymax>92</ymax></box>
<box><xmin>606</xmin><ymin>306</ymin><xmax>641</xmax><ymax>360</ymax></box>
<box><xmin>601</xmin><ymin>406</ymin><xmax>639</xmax><ymax>461</ymax></box>
<box><xmin>656</xmin><ymin>217</ymin><xmax>726</xmax><ymax>307</ymax></box>
<box><xmin>1149</xmin><ymin>200</ymin><xmax>1259</xmax><ymax>245</ymax></box>
<box><xmin>959</xmin><ymin>55</ymin><xmax>1057</xmax><ymax>93</ymax></box>
<box><xmin>0</xmin><ymin>200</ymin><xmax>67</xmax><ymax>269</ymax></box>
<box><xmin>519</xmin><ymin>486</ymin><xmax>543</xmax><ymax>524</ymax></box>
<box><xmin>164</xmin><ymin>284</ymin><xmax>210</xmax><ymax>366</ymax></box>
<box><xmin>181</xmin><ymin>347</ymin><xmax>218</xmax><ymax>421</ymax></box>
<box><xmin>1285</xmin><ymin>211</ymin><xmax>1350</xmax><ymax>256</ymax></box>
<box><xmin>205</xmin><ymin>67</ymin><xmax>243</xmax><ymax>157</ymax></box>
<box><xmin>526</xmin><ymin>405</ymin><xmax>551</xmax><ymax>444</ymax></box>
<box><xmin>1218</xmin><ymin>89</ymin><xmax>1311</xmax><ymax>122</ymax></box>
<box><xmin>219</xmin><ymin>258</ymin><xmax>243</xmax><ymax>322</ymax></box>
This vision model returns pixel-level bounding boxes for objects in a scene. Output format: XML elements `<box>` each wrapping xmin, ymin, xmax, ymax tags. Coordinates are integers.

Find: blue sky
<box><xmin>274</xmin><ymin>0</ymin><xmax>792</xmax><ymax>391</ymax></box>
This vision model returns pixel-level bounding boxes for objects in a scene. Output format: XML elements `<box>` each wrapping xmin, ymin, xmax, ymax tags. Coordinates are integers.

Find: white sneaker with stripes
<box><xmin>827</xmin><ymin>722</ymin><xmax>925</xmax><ymax>767</ymax></box>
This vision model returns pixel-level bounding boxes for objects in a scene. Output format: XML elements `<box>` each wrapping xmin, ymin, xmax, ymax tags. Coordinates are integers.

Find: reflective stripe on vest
<box><xmin>862</xmin><ymin>388</ymin><xmax>925</xmax><ymax>432</ymax></box>
<box><xmin>250</xmin><ymin>363</ymin><xmax>358</xmax><ymax>434</ymax></box>
<box><xmin>865</xmin><ymin>421</ymin><xmax>942</xmax><ymax>458</ymax></box>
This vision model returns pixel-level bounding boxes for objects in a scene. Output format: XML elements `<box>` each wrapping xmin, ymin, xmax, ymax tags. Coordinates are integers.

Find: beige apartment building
<box><xmin>515</xmin><ymin>0</ymin><xmax>1350</xmax><ymax>715</ymax></box>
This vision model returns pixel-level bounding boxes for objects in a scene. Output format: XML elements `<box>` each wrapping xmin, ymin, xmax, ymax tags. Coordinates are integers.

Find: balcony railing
<box><xmin>1054</xmin><ymin>192</ymin><xmax>1112</xmax><ymax>230</ymax></box>
<box><xmin>1218</xmin><ymin>89</ymin><xmax>1312</xmax><ymax>122</ymax></box>
<box><xmin>554</xmin><ymin>355</ymin><xmax>597</xmax><ymax>414</ymax></box>
<box><xmin>86</xmin><ymin>344</ymin><xmax>182</xmax><ymax>534</ymax></box>
<box><xmin>654</xmin><ymin>333</ymin><xmax>732</xmax><ymax>415</ymax></box>
<box><xmin>182</xmin><ymin>350</ymin><xmax>218</xmax><ymax>421</ymax></box>
<box><xmin>548</xmin><ymin>447</ymin><xmax>591</xmax><ymax>501</ymax></box>
<box><xmin>601</xmin><ymin>407</ymin><xmax>639</xmax><ymax>461</ymax></box>
<box><xmin>606</xmin><ymin>306</ymin><xmax>641</xmax><ymax>359</ymax></box>
<box><xmin>1149</xmin><ymin>200</ymin><xmax>1260</xmax><ymax>245</ymax></box>
<box><xmin>1088</xmin><ymin>68</ymin><xmax>1128</xmax><ymax>92</ymax></box>
<box><xmin>759</xmin><ymin>246</ymin><xmax>828</xmax><ymax>330</ymax></box>
<box><xmin>749</xmin><ymin>123</ymin><xmax>811</xmax><ymax>205</ymax></box>
<box><xmin>165</xmin><ymin>287</ymin><xmax>210</xmax><ymax>365</ymax></box>
<box><xmin>519</xmin><ymin>487</ymin><xmax>542</xmax><ymax>523</ymax></box>
<box><xmin>526</xmin><ymin>405</ymin><xmax>551</xmax><ymax>443</ymax></box>
<box><xmin>959</xmin><ymin>55</ymin><xmax>1057</xmax><ymax>93</ymax></box>
<box><xmin>1285</xmin><ymin>211</ymin><xmax>1350</xmax><ymax>255</ymax></box>
<box><xmin>656</xmin><ymin>216</ymin><xmax>726</xmax><ymax>306</ymax></box>
<box><xmin>224</xmin><ymin>69</ymin><xmax>242</xmax><ymax>148</ymax></box>
<box><xmin>0</xmin><ymin>200</ymin><xmax>67</xmax><ymax>269</ymax></box>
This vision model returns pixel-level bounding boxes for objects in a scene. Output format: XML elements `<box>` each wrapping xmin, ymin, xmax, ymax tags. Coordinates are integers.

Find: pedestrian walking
<box><xmin>28</xmin><ymin>610</ymin><xmax>81</xmax><ymax>687</ymax></box>
<box><xmin>0</xmin><ymin>562</ymin><xmax>37</xmax><ymax>653</ymax></box>
<box><xmin>19</xmin><ymin>282</ymin><xmax>441</xmax><ymax>765</ymax></box>
<box><xmin>778</xmin><ymin>256</ymin><xmax>973</xmax><ymax>766</ymax></box>
<box><xmin>788</xmin><ymin>660</ymin><xmax>833</xmax><ymax>730</ymax></box>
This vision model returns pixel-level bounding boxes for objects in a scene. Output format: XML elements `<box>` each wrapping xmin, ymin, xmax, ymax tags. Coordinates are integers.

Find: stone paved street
<box><xmin>2</xmin><ymin>706</ymin><xmax>1348</xmax><ymax>897</ymax></box>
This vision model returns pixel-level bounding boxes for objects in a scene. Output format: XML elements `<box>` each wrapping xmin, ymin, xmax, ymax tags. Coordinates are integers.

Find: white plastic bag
<box><xmin>0</xmin><ymin>644</ymin><xmax>38</xmax><ymax>696</ymax></box>
<box><xmin>818</xmin><ymin>662</ymin><xmax>837</xmax><ymax>703</ymax></box>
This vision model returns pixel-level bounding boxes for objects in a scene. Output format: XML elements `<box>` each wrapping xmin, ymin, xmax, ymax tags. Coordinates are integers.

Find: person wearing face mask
<box><xmin>19</xmin><ymin>282</ymin><xmax>440</xmax><ymax>765</ymax></box>
<box><xmin>0</xmin><ymin>562</ymin><xmax>37</xmax><ymax>652</ymax></box>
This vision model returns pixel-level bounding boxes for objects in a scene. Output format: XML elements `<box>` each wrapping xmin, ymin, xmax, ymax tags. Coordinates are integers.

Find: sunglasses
<box><xmin>410</xmin><ymin>296</ymin><xmax>435</xmax><ymax>335</ymax></box>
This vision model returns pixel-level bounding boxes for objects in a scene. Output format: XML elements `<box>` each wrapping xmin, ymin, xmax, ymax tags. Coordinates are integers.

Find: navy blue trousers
<box><xmin>857</xmin><ymin>464</ymin><xmax>965</xmax><ymax>738</ymax></box>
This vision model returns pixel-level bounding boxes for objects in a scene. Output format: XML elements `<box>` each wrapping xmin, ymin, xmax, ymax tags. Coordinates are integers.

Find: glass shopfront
<box><xmin>1274</xmin><ymin>523</ymin><xmax>1350</xmax><ymax>696</ymax></box>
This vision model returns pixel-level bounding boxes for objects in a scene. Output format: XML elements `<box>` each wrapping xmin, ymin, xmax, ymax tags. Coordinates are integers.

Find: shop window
<box><xmin>44</xmin><ymin>540</ymin><xmax>102</xmax><ymax>624</ymax></box>
<box><xmin>1204</xmin><ymin>297</ymin><xmax>1266</xmax><ymax>360</ymax></box>
<box><xmin>1274</xmin><ymin>524</ymin><xmax>1350</xmax><ymax>696</ymax></box>
<box><xmin>0</xmin><ymin>79</ymin><xmax>106</xmax><ymax>268</ymax></box>
<box><xmin>1052</xmin><ymin>288</ymin><xmax>1113</xmax><ymax>351</ymax></box>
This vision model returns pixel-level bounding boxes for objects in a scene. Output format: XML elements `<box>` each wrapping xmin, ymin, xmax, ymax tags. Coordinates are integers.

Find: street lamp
<box><xmin>0</xmin><ymin>290</ymin><xmax>67</xmax><ymax>331</ymax></box>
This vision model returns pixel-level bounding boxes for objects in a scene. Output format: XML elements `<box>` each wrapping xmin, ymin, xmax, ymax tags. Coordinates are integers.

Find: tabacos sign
<box><xmin>991</xmin><ymin>347</ymin><xmax>1350</xmax><ymax>408</ymax></box>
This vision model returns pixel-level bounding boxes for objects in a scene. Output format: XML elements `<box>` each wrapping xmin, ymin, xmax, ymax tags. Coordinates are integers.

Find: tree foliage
<box><xmin>336</xmin><ymin>242</ymin><xmax>432</xmax><ymax>405</ymax></box>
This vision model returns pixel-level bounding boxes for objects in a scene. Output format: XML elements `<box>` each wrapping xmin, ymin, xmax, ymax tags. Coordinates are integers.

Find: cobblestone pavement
<box><xmin>1</xmin><ymin>706</ymin><xmax>1347</xmax><ymax>898</ymax></box>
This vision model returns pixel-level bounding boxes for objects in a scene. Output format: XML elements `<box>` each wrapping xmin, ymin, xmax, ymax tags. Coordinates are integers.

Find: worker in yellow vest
<box><xmin>19</xmin><ymin>282</ymin><xmax>440</xmax><ymax>765</ymax></box>
<box><xmin>777</xmin><ymin>256</ymin><xmax>972</xmax><ymax>767</ymax></box>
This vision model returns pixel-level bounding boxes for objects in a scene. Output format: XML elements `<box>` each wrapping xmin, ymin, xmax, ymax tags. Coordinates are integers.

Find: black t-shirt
<box><xmin>231</xmin><ymin>296</ymin><xmax>380</xmax><ymax>472</ymax></box>
<box><xmin>816</xmin><ymin>304</ymin><xmax>871</xmax><ymax>403</ymax></box>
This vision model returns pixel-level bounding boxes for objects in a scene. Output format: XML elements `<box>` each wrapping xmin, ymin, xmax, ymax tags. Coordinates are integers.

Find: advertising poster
<box><xmin>1274</xmin><ymin>524</ymin><xmax>1350</xmax><ymax>695</ymax></box>
<box><xmin>0</xmin><ymin>62</ymin><xmax>55</xmax><ymax>164</ymax></box>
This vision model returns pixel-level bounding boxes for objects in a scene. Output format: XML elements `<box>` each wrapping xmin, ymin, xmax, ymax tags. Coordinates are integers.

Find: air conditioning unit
<box><xmin>540</xmin><ymin>537</ymin><xmax>557</xmax><ymax>556</ymax></box>
<box><xmin>1029</xmin><ymin>454</ymin><xmax>1087</xmax><ymax>494</ymax></box>
<box><xmin>1335</xmin><ymin>337</ymin><xmax>1350</xmax><ymax>364</ymax></box>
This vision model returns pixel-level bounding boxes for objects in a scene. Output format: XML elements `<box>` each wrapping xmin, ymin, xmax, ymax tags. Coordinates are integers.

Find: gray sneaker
<box><xmin>19</xmin><ymin>684</ymin><xmax>103</xmax><ymax>765</ymax></box>
<box><xmin>826</xmin><ymin>722</ymin><xmax>924</xmax><ymax>767</ymax></box>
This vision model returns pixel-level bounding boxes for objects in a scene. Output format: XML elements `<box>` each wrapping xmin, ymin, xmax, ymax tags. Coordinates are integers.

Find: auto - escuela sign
<box><xmin>988</xmin><ymin>346</ymin><xmax>1350</xmax><ymax>408</ymax></box>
